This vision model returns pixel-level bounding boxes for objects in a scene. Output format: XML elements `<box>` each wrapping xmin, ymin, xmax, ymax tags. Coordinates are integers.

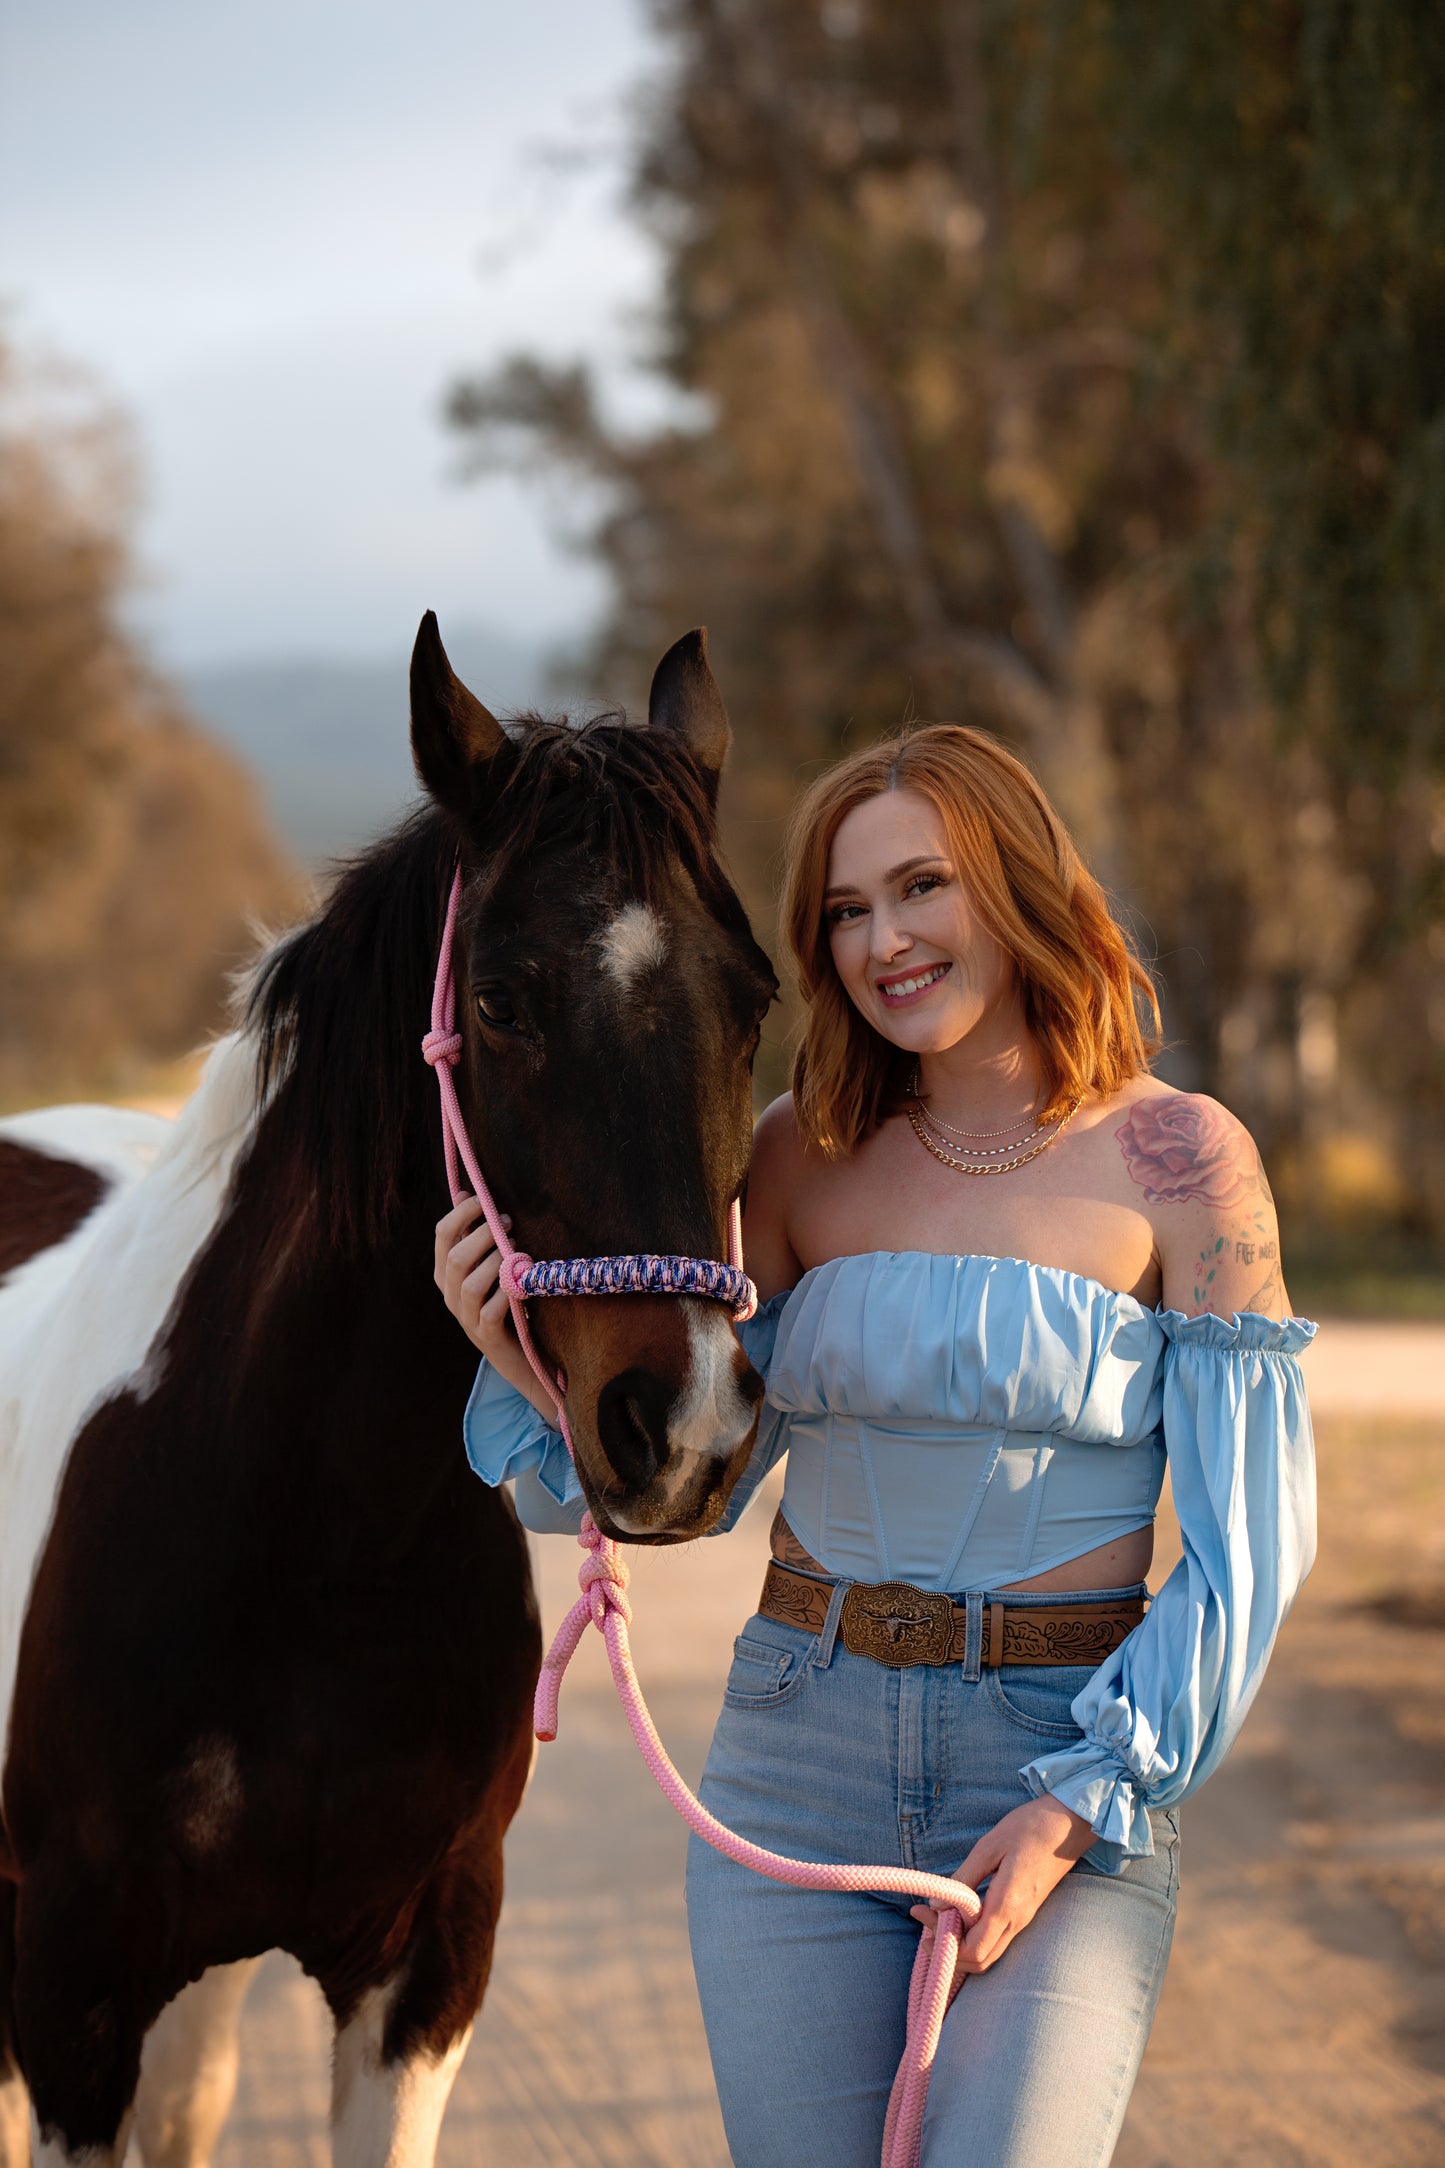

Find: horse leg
<box><xmin>131</xmin><ymin>1960</ymin><xmax>262</xmax><ymax>2168</ymax></box>
<box><xmin>325</xmin><ymin>1831</ymin><xmax>508</xmax><ymax>2168</ymax></box>
<box><xmin>329</xmin><ymin>1992</ymin><xmax>472</xmax><ymax>2168</ymax></box>
<box><xmin>0</xmin><ymin>1883</ymin><xmax>29</xmax><ymax>2168</ymax></box>
<box><xmin>11</xmin><ymin>1860</ymin><xmax>164</xmax><ymax>2168</ymax></box>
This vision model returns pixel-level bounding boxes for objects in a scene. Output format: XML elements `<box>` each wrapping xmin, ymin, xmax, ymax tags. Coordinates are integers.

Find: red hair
<box><xmin>782</xmin><ymin>725</ymin><xmax>1160</xmax><ymax>1156</ymax></box>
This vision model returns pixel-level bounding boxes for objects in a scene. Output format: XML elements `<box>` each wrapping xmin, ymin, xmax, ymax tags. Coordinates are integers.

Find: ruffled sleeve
<box><xmin>463</xmin><ymin>1359</ymin><xmax>584</xmax><ymax>1534</ymax></box>
<box><xmin>1021</xmin><ymin>1308</ymin><xmax>1318</xmax><ymax>1872</ymax></box>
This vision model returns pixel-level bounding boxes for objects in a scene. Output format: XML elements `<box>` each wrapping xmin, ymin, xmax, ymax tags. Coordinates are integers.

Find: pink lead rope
<box><xmin>424</xmin><ymin>863</ymin><xmax>981</xmax><ymax>2168</ymax></box>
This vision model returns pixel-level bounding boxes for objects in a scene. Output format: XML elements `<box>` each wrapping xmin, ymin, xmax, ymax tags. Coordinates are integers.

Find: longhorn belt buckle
<box><xmin>840</xmin><ymin>1580</ymin><xmax>955</xmax><ymax>1668</ymax></box>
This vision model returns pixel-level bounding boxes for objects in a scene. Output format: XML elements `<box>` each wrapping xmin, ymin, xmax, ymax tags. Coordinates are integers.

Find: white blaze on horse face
<box><xmin>619</xmin><ymin>1304</ymin><xmax>757</xmax><ymax>1532</ymax></box>
<box><xmin>0</xmin><ymin>1036</ymin><xmax>262</xmax><ymax>1773</ymax></box>
<box><xmin>331</xmin><ymin>1981</ymin><xmax>472</xmax><ymax>2168</ymax></box>
<box><xmin>674</xmin><ymin>1303</ymin><xmax>756</xmax><ymax>1465</ymax></box>
<box><xmin>598</xmin><ymin>902</ymin><xmax>668</xmax><ymax>993</ymax></box>
<box><xmin>602</xmin><ymin>1306</ymin><xmax>755</xmax><ymax>1532</ymax></box>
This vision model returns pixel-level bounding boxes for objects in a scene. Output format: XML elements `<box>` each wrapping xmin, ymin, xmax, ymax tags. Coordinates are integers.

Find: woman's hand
<box><xmin>433</xmin><ymin>1196</ymin><xmax>557</xmax><ymax>1422</ymax></box>
<box><xmin>910</xmin><ymin>1793</ymin><xmax>1096</xmax><ymax>1980</ymax></box>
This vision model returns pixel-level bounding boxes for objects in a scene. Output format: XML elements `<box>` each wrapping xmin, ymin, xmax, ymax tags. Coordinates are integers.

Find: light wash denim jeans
<box><xmin>686</xmin><ymin>1584</ymin><xmax>1178</xmax><ymax>2168</ymax></box>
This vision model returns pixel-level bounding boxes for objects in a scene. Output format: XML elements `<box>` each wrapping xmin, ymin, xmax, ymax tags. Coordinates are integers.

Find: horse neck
<box><xmin>221</xmin><ymin>1080</ymin><xmax>482</xmax><ymax>1547</ymax></box>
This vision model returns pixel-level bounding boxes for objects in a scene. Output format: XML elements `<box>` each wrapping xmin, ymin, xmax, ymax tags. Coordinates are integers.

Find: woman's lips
<box><xmin>876</xmin><ymin>961</ymin><xmax>951</xmax><ymax>1005</ymax></box>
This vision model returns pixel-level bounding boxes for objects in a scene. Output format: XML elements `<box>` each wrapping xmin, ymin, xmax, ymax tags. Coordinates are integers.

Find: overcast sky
<box><xmin>0</xmin><ymin>0</ymin><xmax>661</xmax><ymax>668</ymax></box>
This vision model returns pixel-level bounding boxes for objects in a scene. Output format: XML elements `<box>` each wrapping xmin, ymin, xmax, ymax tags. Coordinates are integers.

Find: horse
<box><xmin>0</xmin><ymin>614</ymin><xmax>778</xmax><ymax>2166</ymax></box>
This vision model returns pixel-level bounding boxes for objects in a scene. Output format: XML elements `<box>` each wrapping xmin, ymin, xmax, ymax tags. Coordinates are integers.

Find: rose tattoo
<box><xmin>1116</xmin><ymin>1097</ymin><xmax>1269</xmax><ymax>1209</ymax></box>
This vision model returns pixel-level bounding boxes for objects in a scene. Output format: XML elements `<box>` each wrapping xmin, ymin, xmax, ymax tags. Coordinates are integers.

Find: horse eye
<box><xmin>475</xmin><ymin>987</ymin><xmax>519</xmax><ymax>1030</ymax></box>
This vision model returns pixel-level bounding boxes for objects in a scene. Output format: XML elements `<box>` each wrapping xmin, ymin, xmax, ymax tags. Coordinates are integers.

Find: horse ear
<box><xmin>410</xmin><ymin>610</ymin><xmax>506</xmax><ymax>808</ymax></box>
<box><xmin>647</xmin><ymin>627</ymin><xmax>731</xmax><ymax>789</ymax></box>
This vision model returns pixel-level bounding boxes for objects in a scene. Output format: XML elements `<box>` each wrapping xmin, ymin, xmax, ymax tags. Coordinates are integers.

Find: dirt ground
<box><xmin>203</xmin><ymin>1335</ymin><xmax>1445</xmax><ymax>2167</ymax></box>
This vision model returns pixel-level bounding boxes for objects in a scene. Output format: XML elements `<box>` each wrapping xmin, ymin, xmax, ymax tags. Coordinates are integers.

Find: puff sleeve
<box><xmin>1020</xmin><ymin>1309</ymin><xmax>1317</xmax><ymax>1871</ymax></box>
<box><xmin>462</xmin><ymin>1359</ymin><xmax>584</xmax><ymax>1533</ymax></box>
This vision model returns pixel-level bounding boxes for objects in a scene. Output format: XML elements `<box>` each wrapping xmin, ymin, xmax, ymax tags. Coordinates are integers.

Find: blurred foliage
<box><xmin>1055</xmin><ymin>0</ymin><xmax>1445</xmax><ymax>780</ymax></box>
<box><xmin>447</xmin><ymin>0</ymin><xmax>1445</xmax><ymax>1238</ymax></box>
<box><xmin>0</xmin><ymin>339</ymin><xmax>306</xmax><ymax>1106</ymax></box>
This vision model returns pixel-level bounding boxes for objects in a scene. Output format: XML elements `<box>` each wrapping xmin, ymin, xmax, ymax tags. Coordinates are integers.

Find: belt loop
<box><xmin>961</xmin><ymin>1592</ymin><xmax>982</xmax><ymax>1681</ymax></box>
<box><xmin>816</xmin><ymin>1579</ymin><xmax>848</xmax><ymax>1669</ymax></box>
<box><xmin>987</xmin><ymin>1600</ymin><xmax>1005</xmax><ymax>1669</ymax></box>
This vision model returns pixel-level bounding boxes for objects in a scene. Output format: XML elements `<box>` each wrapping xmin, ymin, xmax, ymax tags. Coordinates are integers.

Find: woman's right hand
<box><xmin>433</xmin><ymin>1196</ymin><xmax>558</xmax><ymax>1422</ymax></box>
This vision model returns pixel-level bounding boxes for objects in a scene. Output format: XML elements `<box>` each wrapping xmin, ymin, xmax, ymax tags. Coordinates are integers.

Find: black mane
<box><xmin>244</xmin><ymin>715</ymin><xmax>744</xmax><ymax>1258</ymax></box>
<box><xmin>246</xmin><ymin>804</ymin><xmax>454</xmax><ymax>1257</ymax></box>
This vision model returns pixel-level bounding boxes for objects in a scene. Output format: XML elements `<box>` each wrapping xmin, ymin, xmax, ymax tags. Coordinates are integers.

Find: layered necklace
<box><xmin>905</xmin><ymin>1065</ymin><xmax>1084</xmax><ymax>1177</ymax></box>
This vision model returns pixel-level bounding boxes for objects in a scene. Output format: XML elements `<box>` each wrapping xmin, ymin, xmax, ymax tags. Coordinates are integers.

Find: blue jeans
<box><xmin>686</xmin><ymin>1585</ymin><xmax>1178</xmax><ymax>2168</ymax></box>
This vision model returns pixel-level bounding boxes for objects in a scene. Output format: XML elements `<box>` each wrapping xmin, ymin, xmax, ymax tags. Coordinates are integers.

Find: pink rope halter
<box><xmin>425</xmin><ymin>861</ymin><xmax>980</xmax><ymax>2168</ymax></box>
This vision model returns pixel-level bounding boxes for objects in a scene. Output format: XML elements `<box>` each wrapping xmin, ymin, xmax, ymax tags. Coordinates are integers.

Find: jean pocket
<box><xmin>983</xmin><ymin>1663</ymin><xmax>1093</xmax><ymax>1739</ymax></box>
<box><xmin>722</xmin><ymin>1627</ymin><xmax>814</xmax><ymax>1709</ymax></box>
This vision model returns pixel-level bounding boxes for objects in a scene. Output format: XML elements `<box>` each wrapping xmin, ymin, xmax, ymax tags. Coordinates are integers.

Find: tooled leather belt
<box><xmin>760</xmin><ymin>1511</ymin><xmax>1145</xmax><ymax>1670</ymax></box>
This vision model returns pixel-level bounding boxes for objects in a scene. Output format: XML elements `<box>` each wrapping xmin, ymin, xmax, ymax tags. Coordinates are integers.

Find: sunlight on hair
<box><xmin>781</xmin><ymin>726</ymin><xmax>1161</xmax><ymax>1156</ymax></box>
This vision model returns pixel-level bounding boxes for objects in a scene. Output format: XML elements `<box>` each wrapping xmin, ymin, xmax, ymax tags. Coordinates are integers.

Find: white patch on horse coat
<box><xmin>606</xmin><ymin>1304</ymin><xmax>756</xmax><ymax>1533</ymax></box>
<box><xmin>171</xmin><ymin>1735</ymin><xmax>243</xmax><ymax>1859</ymax></box>
<box><xmin>31</xmin><ymin>2134</ymin><xmax>125</xmax><ymax>2167</ymax></box>
<box><xmin>0</xmin><ymin>2064</ymin><xmax>29</xmax><ymax>2168</ymax></box>
<box><xmin>132</xmin><ymin>1959</ymin><xmax>261</xmax><ymax>2168</ymax></box>
<box><xmin>0</xmin><ymin>1033</ymin><xmax>263</xmax><ymax>1775</ymax></box>
<box><xmin>598</xmin><ymin>903</ymin><xmax>668</xmax><ymax>991</ymax></box>
<box><xmin>331</xmin><ymin>1981</ymin><xmax>471</xmax><ymax>2168</ymax></box>
<box><xmin>1</xmin><ymin>1105</ymin><xmax>166</xmax><ymax>1198</ymax></box>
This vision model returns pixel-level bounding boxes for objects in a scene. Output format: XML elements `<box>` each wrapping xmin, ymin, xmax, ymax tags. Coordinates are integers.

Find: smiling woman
<box><xmin>785</xmin><ymin>727</ymin><xmax>1160</xmax><ymax>1161</ymax></box>
<box><xmin>446</xmin><ymin>714</ymin><xmax>1317</xmax><ymax>2168</ymax></box>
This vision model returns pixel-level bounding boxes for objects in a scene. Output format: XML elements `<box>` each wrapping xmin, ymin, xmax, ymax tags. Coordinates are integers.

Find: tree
<box><xmin>449</xmin><ymin>0</ymin><xmax>1438</xmax><ymax>1237</ymax></box>
<box><xmin>0</xmin><ymin>341</ymin><xmax>304</xmax><ymax>1103</ymax></box>
<box><xmin>1050</xmin><ymin>0</ymin><xmax>1445</xmax><ymax>1235</ymax></box>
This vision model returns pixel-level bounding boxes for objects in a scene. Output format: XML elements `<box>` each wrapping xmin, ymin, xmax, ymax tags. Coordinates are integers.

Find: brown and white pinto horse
<box><xmin>0</xmin><ymin>616</ymin><xmax>777</xmax><ymax>2166</ymax></box>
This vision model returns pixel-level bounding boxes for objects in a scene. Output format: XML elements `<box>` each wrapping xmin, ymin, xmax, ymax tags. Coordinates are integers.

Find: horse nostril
<box><xmin>596</xmin><ymin>1367</ymin><xmax>674</xmax><ymax>1490</ymax></box>
<box><xmin>738</xmin><ymin>1362</ymin><xmax>766</xmax><ymax>1413</ymax></box>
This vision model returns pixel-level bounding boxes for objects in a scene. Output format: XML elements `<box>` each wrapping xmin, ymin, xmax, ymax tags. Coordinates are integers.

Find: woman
<box><xmin>435</xmin><ymin>724</ymin><xmax>1316</xmax><ymax>2167</ymax></box>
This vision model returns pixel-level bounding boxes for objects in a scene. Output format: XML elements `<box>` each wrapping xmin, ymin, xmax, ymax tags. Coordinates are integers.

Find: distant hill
<box><xmin>181</xmin><ymin>623</ymin><xmax>567</xmax><ymax>866</ymax></box>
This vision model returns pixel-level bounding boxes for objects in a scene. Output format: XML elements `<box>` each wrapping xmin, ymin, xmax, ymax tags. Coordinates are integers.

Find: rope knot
<box><xmin>421</xmin><ymin>1027</ymin><xmax>463</xmax><ymax>1068</ymax></box>
<box><xmin>499</xmin><ymin>1251</ymin><xmax>535</xmax><ymax>1300</ymax></box>
<box><xmin>578</xmin><ymin>1524</ymin><xmax>632</xmax><ymax>1626</ymax></box>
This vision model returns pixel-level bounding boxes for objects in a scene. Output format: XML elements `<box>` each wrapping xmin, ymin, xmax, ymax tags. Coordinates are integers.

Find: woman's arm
<box><xmin>1017</xmin><ymin>1103</ymin><xmax>1314</xmax><ymax>1868</ymax></box>
<box><xmin>1116</xmin><ymin>1091</ymin><xmax>1292</xmax><ymax>1321</ymax></box>
<box><xmin>919</xmin><ymin>1095</ymin><xmax>1314</xmax><ymax>1978</ymax></box>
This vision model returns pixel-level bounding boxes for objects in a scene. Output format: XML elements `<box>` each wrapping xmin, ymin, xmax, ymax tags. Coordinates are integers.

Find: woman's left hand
<box><xmin>910</xmin><ymin>1794</ymin><xmax>1096</xmax><ymax>1980</ymax></box>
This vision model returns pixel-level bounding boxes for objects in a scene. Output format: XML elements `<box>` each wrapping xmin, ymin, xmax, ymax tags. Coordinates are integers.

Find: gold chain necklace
<box><xmin>912</xmin><ymin>1110</ymin><xmax>1049</xmax><ymax>1159</ymax></box>
<box><xmin>907</xmin><ymin>1065</ymin><xmax>1044</xmax><ymax>1142</ymax></box>
<box><xmin>906</xmin><ymin>1094</ymin><xmax>1083</xmax><ymax>1176</ymax></box>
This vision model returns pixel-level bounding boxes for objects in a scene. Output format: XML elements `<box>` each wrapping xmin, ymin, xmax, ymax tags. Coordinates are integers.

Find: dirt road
<box><xmin>209</xmin><ymin>1330</ymin><xmax>1445</xmax><ymax>2166</ymax></box>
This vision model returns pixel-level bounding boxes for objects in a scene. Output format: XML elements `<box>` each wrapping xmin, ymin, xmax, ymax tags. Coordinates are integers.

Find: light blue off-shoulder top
<box><xmin>463</xmin><ymin>1251</ymin><xmax>1317</xmax><ymax>1866</ymax></box>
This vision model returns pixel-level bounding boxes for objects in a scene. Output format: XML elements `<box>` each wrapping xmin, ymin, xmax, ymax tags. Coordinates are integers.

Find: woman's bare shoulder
<box><xmin>1101</xmin><ymin>1079</ymin><xmax>1287</xmax><ymax>1318</ymax></box>
<box><xmin>1105</xmin><ymin>1078</ymin><xmax>1271</xmax><ymax>1213</ymax></box>
<box><xmin>743</xmin><ymin>1093</ymin><xmax>811</xmax><ymax>1298</ymax></box>
<box><xmin>753</xmin><ymin>1089</ymin><xmax>805</xmax><ymax>1151</ymax></box>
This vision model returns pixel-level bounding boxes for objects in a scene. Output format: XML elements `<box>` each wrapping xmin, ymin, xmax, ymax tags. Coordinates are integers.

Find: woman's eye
<box><xmin>905</xmin><ymin>875</ymin><xmax>944</xmax><ymax>899</ymax></box>
<box><xmin>475</xmin><ymin>987</ymin><xmax>519</xmax><ymax>1030</ymax></box>
<box><xmin>828</xmin><ymin>902</ymin><xmax>865</xmax><ymax>924</ymax></box>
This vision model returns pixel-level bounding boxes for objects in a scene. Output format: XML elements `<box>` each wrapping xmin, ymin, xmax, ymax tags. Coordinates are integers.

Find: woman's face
<box><xmin>825</xmin><ymin>787</ymin><xmax>1013</xmax><ymax>1056</ymax></box>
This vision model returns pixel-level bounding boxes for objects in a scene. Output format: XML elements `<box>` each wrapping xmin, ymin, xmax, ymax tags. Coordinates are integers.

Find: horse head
<box><xmin>410</xmin><ymin>612</ymin><xmax>778</xmax><ymax>1543</ymax></box>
